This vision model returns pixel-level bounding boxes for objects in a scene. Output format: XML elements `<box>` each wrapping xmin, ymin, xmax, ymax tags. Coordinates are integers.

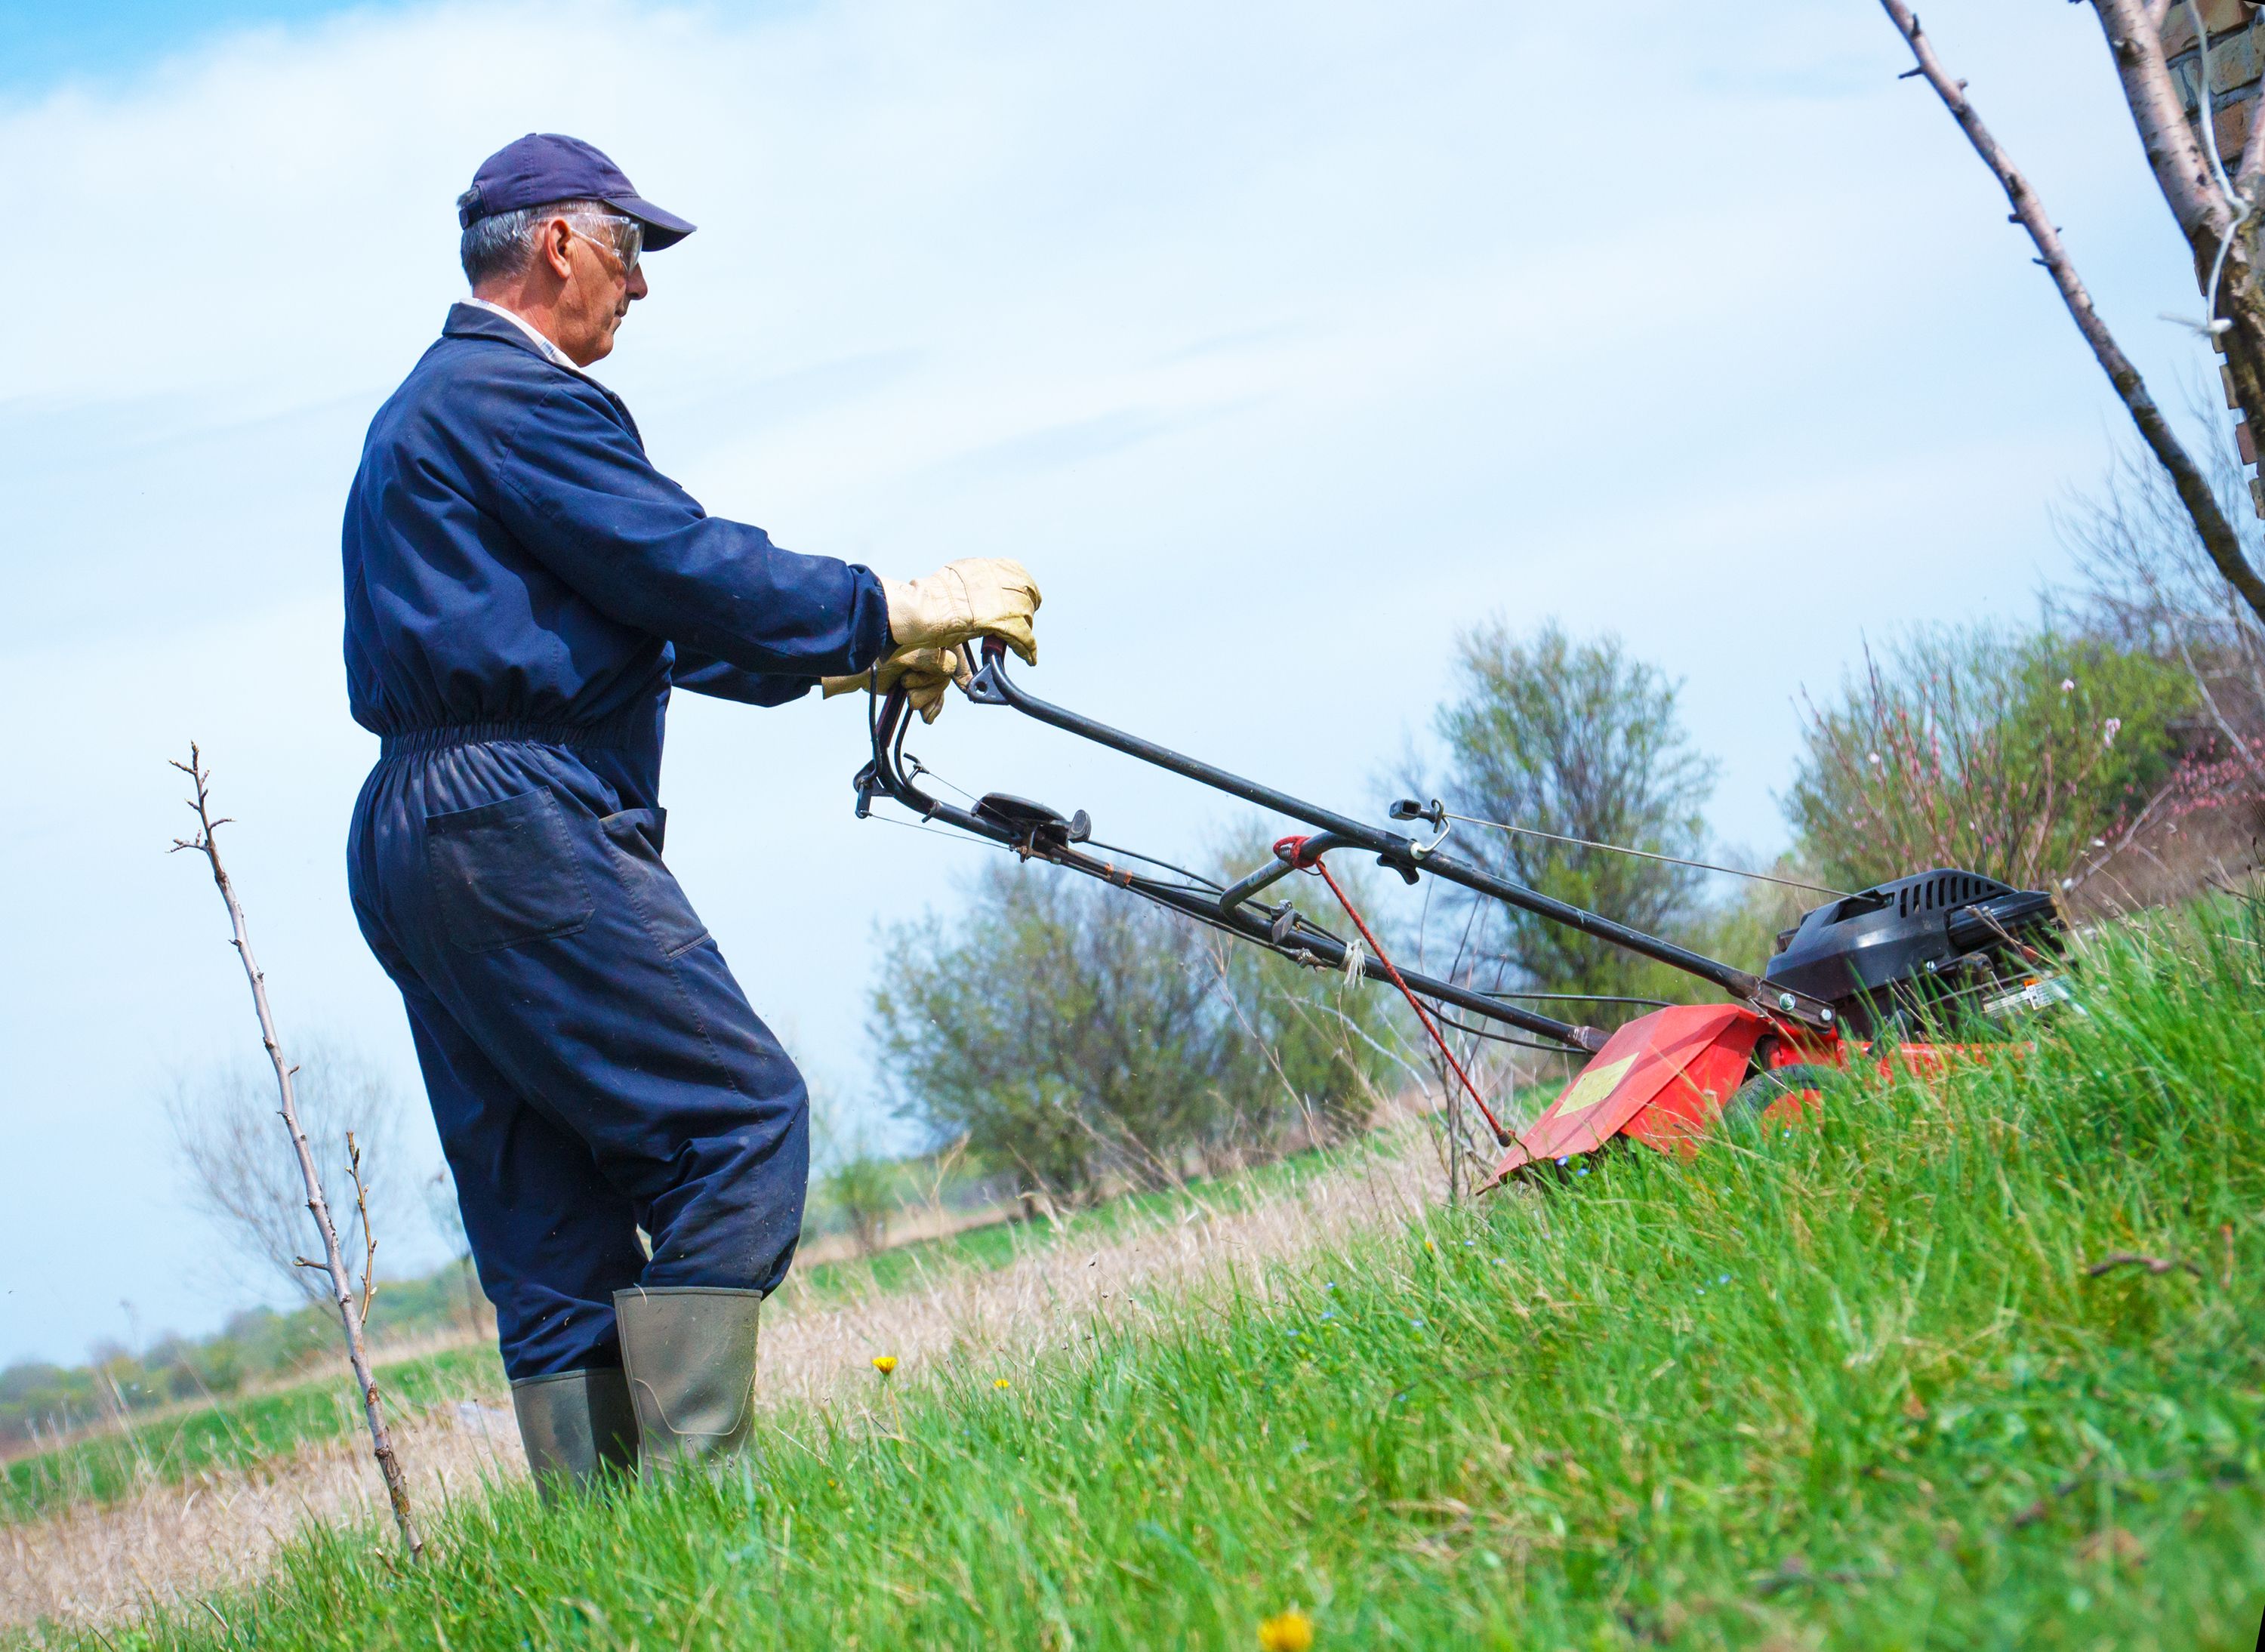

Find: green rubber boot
<box><xmin>614</xmin><ymin>1286</ymin><xmax>764</xmax><ymax>1470</ymax></box>
<box><xmin>509</xmin><ymin>1367</ymin><xmax>638</xmax><ymax>1501</ymax></box>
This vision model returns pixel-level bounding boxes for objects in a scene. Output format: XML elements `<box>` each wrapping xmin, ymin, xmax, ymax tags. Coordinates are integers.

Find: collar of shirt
<box><xmin>463</xmin><ymin>297</ymin><xmax>594</xmax><ymax>378</ymax></box>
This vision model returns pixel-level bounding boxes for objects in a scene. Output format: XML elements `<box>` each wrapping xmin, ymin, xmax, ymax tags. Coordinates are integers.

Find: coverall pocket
<box><xmin>424</xmin><ymin>788</ymin><xmax>596</xmax><ymax>953</ymax></box>
<box><xmin>599</xmin><ymin>808</ymin><xmax>711</xmax><ymax>957</ymax></box>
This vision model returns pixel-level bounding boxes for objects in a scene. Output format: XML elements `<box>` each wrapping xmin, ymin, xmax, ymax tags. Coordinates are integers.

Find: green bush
<box><xmin>872</xmin><ymin>859</ymin><xmax>1393</xmax><ymax>1204</ymax></box>
<box><xmin>1787</xmin><ymin>628</ymin><xmax>2192</xmax><ymax>892</ymax></box>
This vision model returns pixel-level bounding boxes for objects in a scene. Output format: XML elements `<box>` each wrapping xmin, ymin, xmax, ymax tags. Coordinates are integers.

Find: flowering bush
<box><xmin>1786</xmin><ymin>628</ymin><xmax>2190</xmax><ymax>892</ymax></box>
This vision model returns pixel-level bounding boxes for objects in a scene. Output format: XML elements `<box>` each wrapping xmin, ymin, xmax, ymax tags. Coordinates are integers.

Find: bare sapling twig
<box><xmin>347</xmin><ymin>1132</ymin><xmax>381</xmax><ymax>1324</ymax></box>
<box><xmin>1876</xmin><ymin>1</ymin><xmax>2265</xmax><ymax>627</ymax></box>
<box><xmin>168</xmin><ymin>744</ymin><xmax>424</xmax><ymax>1562</ymax></box>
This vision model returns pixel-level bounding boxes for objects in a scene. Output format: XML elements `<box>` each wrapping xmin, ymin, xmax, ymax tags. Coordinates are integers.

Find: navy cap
<box><xmin>456</xmin><ymin>134</ymin><xmax>696</xmax><ymax>250</ymax></box>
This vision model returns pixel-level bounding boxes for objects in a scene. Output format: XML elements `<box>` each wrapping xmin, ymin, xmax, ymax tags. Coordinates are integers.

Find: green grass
<box><xmin>56</xmin><ymin>897</ymin><xmax>2265</xmax><ymax>1649</ymax></box>
<box><xmin>0</xmin><ymin>1344</ymin><xmax>502</xmax><ymax>1527</ymax></box>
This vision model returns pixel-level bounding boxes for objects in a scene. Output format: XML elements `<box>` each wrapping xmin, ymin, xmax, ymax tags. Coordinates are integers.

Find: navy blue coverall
<box><xmin>344</xmin><ymin>304</ymin><xmax>891</xmax><ymax>1379</ymax></box>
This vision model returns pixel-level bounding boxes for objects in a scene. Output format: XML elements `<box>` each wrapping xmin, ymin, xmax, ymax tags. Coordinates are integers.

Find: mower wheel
<box><xmin>1726</xmin><ymin>1064</ymin><xmax>1843</xmax><ymax>1121</ymax></box>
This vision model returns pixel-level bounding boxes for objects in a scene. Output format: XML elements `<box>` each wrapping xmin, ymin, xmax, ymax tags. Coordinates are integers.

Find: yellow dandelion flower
<box><xmin>872</xmin><ymin>1355</ymin><xmax>898</xmax><ymax>1375</ymax></box>
<box><xmin>994</xmin><ymin>1377</ymin><xmax>1011</xmax><ymax>1390</ymax></box>
<box><xmin>1258</xmin><ymin>1608</ymin><xmax>1314</xmax><ymax>1651</ymax></box>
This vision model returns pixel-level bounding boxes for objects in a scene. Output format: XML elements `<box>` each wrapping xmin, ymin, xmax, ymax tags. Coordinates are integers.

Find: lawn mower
<box><xmin>852</xmin><ymin>640</ymin><xmax>2064</xmax><ymax>1187</ymax></box>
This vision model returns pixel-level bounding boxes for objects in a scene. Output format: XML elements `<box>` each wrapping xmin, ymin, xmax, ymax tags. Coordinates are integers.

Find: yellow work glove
<box><xmin>821</xmin><ymin>646</ymin><xmax>972</xmax><ymax>723</ymax></box>
<box><xmin>880</xmin><ymin>557</ymin><xmax>1041</xmax><ymax>666</ymax></box>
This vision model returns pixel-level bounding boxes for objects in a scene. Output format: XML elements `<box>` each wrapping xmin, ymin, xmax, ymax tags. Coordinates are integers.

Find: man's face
<box><xmin>550</xmin><ymin>216</ymin><xmax>649</xmax><ymax>366</ymax></box>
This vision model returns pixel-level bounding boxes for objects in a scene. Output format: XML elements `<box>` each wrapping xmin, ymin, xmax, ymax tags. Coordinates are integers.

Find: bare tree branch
<box><xmin>170</xmin><ymin>746</ymin><xmax>423</xmax><ymax>1562</ymax></box>
<box><xmin>1878</xmin><ymin>0</ymin><xmax>2265</xmax><ymax>626</ymax></box>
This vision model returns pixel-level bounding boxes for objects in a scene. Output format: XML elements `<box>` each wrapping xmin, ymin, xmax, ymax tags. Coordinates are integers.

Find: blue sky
<box><xmin>0</xmin><ymin>0</ymin><xmax>2225</xmax><ymax>1367</ymax></box>
<box><xmin>0</xmin><ymin>0</ymin><xmax>385</xmax><ymax>91</ymax></box>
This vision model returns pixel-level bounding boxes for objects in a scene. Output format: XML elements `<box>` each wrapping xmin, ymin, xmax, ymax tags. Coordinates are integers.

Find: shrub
<box><xmin>871</xmin><ymin>859</ymin><xmax>1392</xmax><ymax>1205</ymax></box>
<box><xmin>1786</xmin><ymin>628</ymin><xmax>2191</xmax><ymax>892</ymax></box>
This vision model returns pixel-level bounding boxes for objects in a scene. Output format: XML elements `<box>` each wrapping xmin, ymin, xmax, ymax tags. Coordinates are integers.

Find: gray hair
<box><xmin>458</xmin><ymin>198</ymin><xmax>609</xmax><ymax>288</ymax></box>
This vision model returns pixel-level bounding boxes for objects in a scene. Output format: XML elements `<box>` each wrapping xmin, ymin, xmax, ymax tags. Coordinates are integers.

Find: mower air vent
<box><xmin>1895</xmin><ymin>871</ymin><xmax>1998</xmax><ymax>918</ymax></box>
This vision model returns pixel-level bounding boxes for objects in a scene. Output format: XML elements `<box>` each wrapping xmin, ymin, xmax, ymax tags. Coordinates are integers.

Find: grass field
<box><xmin>2</xmin><ymin>1134</ymin><xmax>1379</xmax><ymax>1531</ymax></box>
<box><xmin>0</xmin><ymin>1345</ymin><xmax>504</xmax><ymax>1527</ymax></box>
<box><xmin>57</xmin><ymin>894</ymin><xmax>2262</xmax><ymax>1650</ymax></box>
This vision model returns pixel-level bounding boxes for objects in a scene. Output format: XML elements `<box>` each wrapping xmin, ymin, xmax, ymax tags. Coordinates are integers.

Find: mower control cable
<box><xmin>1276</xmin><ymin>832</ymin><xmax>1514</xmax><ymax>1146</ymax></box>
<box><xmin>1391</xmin><ymin>798</ymin><xmax>1851</xmax><ymax>899</ymax></box>
<box><xmin>1430</xmin><ymin>1010</ymin><xmax>1605</xmax><ymax>1054</ymax></box>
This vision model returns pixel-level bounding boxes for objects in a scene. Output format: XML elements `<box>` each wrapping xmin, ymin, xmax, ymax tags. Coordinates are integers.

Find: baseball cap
<box><xmin>456</xmin><ymin>133</ymin><xmax>696</xmax><ymax>250</ymax></box>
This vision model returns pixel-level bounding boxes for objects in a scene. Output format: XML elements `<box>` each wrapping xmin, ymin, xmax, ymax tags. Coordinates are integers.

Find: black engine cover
<box><xmin>1762</xmin><ymin>868</ymin><xmax>2060</xmax><ymax>1027</ymax></box>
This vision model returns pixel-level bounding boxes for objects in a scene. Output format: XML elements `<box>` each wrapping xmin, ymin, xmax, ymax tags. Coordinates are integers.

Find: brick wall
<box><xmin>2165</xmin><ymin>0</ymin><xmax>2265</xmax><ymax>510</ymax></box>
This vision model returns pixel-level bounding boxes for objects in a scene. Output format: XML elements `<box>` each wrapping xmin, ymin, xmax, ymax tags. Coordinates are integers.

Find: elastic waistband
<box><xmin>378</xmin><ymin>716</ymin><xmax>645</xmax><ymax>759</ymax></box>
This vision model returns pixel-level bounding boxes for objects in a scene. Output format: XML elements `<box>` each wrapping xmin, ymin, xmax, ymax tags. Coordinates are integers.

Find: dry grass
<box><xmin>2</xmin><ymin>1139</ymin><xmax>1435</xmax><ymax>1636</ymax></box>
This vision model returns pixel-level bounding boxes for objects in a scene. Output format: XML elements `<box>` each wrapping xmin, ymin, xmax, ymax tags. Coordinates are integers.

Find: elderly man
<box><xmin>343</xmin><ymin>133</ymin><xmax>1038</xmax><ymax>1494</ymax></box>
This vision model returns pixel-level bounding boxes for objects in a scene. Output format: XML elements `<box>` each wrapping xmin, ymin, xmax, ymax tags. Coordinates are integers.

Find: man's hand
<box><xmin>880</xmin><ymin>558</ymin><xmax>1041</xmax><ymax>666</ymax></box>
<box><xmin>821</xmin><ymin>645</ymin><xmax>972</xmax><ymax>723</ymax></box>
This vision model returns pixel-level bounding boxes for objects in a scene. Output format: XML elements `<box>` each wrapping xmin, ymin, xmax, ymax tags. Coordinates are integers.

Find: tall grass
<box><xmin>82</xmin><ymin>898</ymin><xmax>2265</xmax><ymax>1650</ymax></box>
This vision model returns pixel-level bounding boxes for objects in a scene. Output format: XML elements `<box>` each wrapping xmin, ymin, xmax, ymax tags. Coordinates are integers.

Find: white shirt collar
<box><xmin>464</xmin><ymin>297</ymin><xmax>593</xmax><ymax>378</ymax></box>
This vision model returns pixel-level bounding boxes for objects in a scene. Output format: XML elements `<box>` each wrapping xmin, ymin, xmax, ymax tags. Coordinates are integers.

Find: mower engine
<box><xmin>1761</xmin><ymin>868</ymin><xmax>2062</xmax><ymax>1036</ymax></box>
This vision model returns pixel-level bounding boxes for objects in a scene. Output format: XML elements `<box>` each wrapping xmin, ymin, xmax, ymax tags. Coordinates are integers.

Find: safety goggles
<box><xmin>565</xmin><ymin>213</ymin><xmax>643</xmax><ymax>281</ymax></box>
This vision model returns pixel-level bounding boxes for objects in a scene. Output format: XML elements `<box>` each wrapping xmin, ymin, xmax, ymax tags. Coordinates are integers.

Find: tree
<box><xmin>872</xmin><ymin>858</ymin><xmax>1391</xmax><ymax>1205</ymax></box>
<box><xmin>1206</xmin><ymin>824</ymin><xmax>1401</xmax><ymax>1148</ymax></box>
<box><xmin>2057</xmin><ymin>430</ymin><xmax>2265</xmax><ymax>783</ymax></box>
<box><xmin>1421</xmin><ymin>619</ymin><xmax>1718</xmax><ymax>998</ymax></box>
<box><xmin>809</xmin><ymin>1099</ymin><xmax>898</xmax><ymax>1256</ymax></box>
<box><xmin>418</xmin><ymin>1165</ymin><xmax>488</xmax><ymax>1336</ymax></box>
<box><xmin>1875</xmin><ymin>2</ymin><xmax>2265</xmax><ymax>633</ymax></box>
<box><xmin>167</xmin><ymin>1037</ymin><xmax>407</xmax><ymax>1309</ymax></box>
<box><xmin>1786</xmin><ymin>627</ymin><xmax>2192</xmax><ymax>892</ymax></box>
<box><xmin>168</xmin><ymin>749</ymin><xmax>421</xmax><ymax>1561</ymax></box>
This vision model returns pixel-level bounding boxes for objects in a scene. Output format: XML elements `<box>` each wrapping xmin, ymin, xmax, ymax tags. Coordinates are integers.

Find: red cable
<box><xmin>1275</xmin><ymin>835</ymin><xmax>1512</xmax><ymax>1146</ymax></box>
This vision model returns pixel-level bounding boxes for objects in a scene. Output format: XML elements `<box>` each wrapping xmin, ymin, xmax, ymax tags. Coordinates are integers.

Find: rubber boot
<box><xmin>509</xmin><ymin>1367</ymin><xmax>638</xmax><ymax>1502</ymax></box>
<box><xmin>614</xmin><ymin>1286</ymin><xmax>764</xmax><ymax>1471</ymax></box>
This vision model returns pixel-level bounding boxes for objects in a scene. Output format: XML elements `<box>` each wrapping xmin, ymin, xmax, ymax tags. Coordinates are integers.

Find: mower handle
<box><xmin>955</xmin><ymin>643</ymin><xmax>1838</xmax><ymax>1034</ymax></box>
<box><xmin>852</xmin><ymin>670</ymin><xmax>1605</xmax><ymax>1053</ymax></box>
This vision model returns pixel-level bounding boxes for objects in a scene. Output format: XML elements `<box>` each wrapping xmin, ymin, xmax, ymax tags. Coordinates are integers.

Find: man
<box><xmin>342</xmin><ymin>133</ymin><xmax>1039</xmax><ymax>1494</ymax></box>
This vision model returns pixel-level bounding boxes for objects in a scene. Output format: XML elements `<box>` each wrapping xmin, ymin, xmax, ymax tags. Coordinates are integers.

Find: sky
<box><xmin>0</xmin><ymin>0</ymin><xmax>2230</xmax><ymax>1367</ymax></box>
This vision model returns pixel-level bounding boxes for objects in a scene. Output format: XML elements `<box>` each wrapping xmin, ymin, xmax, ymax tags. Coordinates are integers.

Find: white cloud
<box><xmin>0</xmin><ymin>0</ymin><xmax>2223</xmax><ymax>1363</ymax></box>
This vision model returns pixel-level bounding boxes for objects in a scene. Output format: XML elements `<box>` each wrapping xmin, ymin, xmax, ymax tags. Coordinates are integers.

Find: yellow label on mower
<box><xmin>1551</xmin><ymin>1055</ymin><xmax>1638</xmax><ymax>1121</ymax></box>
